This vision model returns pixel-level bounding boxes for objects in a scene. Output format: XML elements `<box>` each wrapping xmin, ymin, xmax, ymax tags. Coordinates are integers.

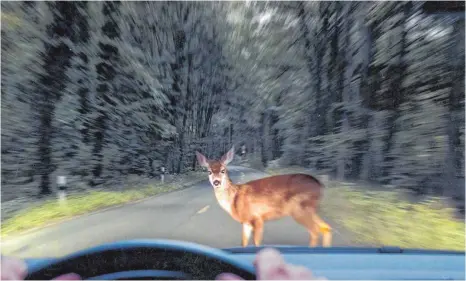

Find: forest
<box><xmin>1</xmin><ymin>1</ymin><xmax>464</xmax><ymax>207</ymax></box>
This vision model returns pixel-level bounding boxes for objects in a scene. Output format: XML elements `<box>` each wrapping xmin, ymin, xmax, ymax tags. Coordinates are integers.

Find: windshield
<box><xmin>1</xmin><ymin>1</ymin><xmax>464</xmax><ymax>258</ymax></box>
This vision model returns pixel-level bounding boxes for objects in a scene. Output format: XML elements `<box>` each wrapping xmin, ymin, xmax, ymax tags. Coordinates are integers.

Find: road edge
<box><xmin>0</xmin><ymin>177</ymin><xmax>208</xmax><ymax>246</ymax></box>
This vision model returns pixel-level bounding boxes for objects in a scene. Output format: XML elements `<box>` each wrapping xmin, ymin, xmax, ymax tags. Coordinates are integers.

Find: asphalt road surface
<box><xmin>2</xmin><ymin>166</ymin><xmax>346</xmax><ymax>258</ymax></box>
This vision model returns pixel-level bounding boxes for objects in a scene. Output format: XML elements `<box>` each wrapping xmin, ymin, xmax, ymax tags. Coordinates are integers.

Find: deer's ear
<box><xmin>196</xmin><ymin>151</ymin><xmax>209</xmax><ymax>168</ymax></box>
<box><xmin>221</xmin><ymin>146</ymin><xmax>235</xmax><ymax>166</ymax></box>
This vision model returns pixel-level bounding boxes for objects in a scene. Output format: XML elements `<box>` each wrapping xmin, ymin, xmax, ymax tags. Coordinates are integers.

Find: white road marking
<box><xmin>196</xmin><ymin>205</ymin><xmax>210</xmax><ymax>214</ymax></box>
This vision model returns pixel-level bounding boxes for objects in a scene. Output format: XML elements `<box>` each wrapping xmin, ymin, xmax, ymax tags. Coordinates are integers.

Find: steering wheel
<box><xmin>25</xmin><ymin>239</ymin><xmax>257</xmax><ymax>280</ymax></box>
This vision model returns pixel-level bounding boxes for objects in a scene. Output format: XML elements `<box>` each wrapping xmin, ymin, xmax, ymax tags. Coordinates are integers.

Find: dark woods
<box><xmin>1</xmin><ymin>2</ymin><xmax>464</xmax><ymax>205</ymax></box>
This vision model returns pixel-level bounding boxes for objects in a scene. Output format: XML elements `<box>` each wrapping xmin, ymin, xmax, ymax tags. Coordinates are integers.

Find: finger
<box><xmin>0</xmin><ymin>271</ymin><xmax>17</xmax><ymax>281</ymax></box>
<box><xmin>52</xmin><ymin>273</ymin><xmax>82</xmax><ymax>280</ymax></box>
<box><xmin>1</xmin><ymin>256</ymin><xmax>28</xmax><ymax>276</ymax></box>
<box><xmin>254</xmin><ymin>248</ymin><xmax>287</xmax><ymax>280</ymax></box>
<box><xmin>215</xmin><ymin>273</ymin><xmax>244</xmax><ymax>280</ymax></box>
<box><xmin>1</xmin><ymin>256</ymin><xmax>28</xmax><ymax>280</ymax></box>
<box><xmin>286</xmin><ymin>264</ymin><xmax>314</xmax><ymax>280</ymax></box>
<box><xmin>254</xmin><ymin>248</ymin><xmax>285</xmax><ymax>267</ymax></box>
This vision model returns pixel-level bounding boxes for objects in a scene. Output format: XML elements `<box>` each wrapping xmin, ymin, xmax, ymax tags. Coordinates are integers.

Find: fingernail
<box><xmin>53</xmin><ymin>273</ymin><xmax>82</xmax><ymax>280</ymax></box>
<box><xmin>215</xmin><ymin>273</ymin><xmax>244</xmax><ymax>280</ymax></box>
<box><xmin>257</xmin><ymin>248</ymin><xmax>284</xmax><ymax>264</ymax></box>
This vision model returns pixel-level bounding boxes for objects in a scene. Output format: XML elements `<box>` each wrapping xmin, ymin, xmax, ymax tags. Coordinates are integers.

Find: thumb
<box><xmin>1</xmin><ymin>256</ymin><xmax>27</xmax><ymax>280</ymax></box>
<box><xmin>215</xmin><ymin>273</ymin><xmax>245</xmax><ymax>280</ymax></box>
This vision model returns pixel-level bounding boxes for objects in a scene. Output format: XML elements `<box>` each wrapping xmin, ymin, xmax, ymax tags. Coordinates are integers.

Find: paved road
<box><xmin>1</xmin><ymin>166</ymin><xmax>347</xmax><ymax>258</ymax></box>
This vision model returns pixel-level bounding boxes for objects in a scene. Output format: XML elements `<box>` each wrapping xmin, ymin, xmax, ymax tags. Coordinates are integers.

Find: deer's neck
<box><xmin>214</xmin><ymin>176</ymin><xmax>238</xmax><ymax>214</ymax></box>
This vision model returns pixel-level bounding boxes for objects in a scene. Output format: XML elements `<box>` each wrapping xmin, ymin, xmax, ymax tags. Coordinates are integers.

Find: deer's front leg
<box><xmin>252</xmin><ymin>219</ymin><xmax>264</xmax><ymax>246</ymax></box>
<box><xmin>242</xmin><ymin>223</ymin><xmax>253</xmax><ymax>247</ymax></box>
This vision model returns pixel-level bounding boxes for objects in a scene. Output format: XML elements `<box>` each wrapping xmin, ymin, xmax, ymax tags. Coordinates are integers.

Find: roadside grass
<box><xmin>1</xmin><ymin>171</ymin><xmax>205</xmax><ymax>238</ymax></box>
<box><xmin>266</xmin><ymin>167</ymin><xmax>465</xmax><ymax>251</ymax></box>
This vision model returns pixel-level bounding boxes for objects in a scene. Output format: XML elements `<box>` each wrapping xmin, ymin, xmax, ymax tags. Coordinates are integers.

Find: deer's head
<box><xmin>196</xmin><ymin>146</ymin><xmax>235</xmax><ymax>189</ymax></box>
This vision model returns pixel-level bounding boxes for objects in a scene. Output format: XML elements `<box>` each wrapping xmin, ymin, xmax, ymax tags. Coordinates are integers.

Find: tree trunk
<box><xmin>444</xmin><ymin>19</ymin><xmax>465</xmax><ymax>198</ymax></box>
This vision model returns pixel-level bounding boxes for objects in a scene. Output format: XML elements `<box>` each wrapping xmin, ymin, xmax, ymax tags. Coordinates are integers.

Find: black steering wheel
<box><xmin>25</xmin><ymin>239</ymin><xmax>257</xmax><ymax>280</ymax></box>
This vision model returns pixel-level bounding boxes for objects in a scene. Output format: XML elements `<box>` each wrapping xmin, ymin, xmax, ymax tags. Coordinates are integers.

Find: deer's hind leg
<box><xmin>313</xmin><ymin>213</ymin><xmax>332</xmax><ymax>247</ymax></box>
<box><xmin>291</xmin><ymin>204</ymin><xmax>332</xmax><ymax>247</ymax></box>
<box><xmin>291</xmin><ymin>209</ymin><xmax>320</xmax><ymax>247</ymax></box>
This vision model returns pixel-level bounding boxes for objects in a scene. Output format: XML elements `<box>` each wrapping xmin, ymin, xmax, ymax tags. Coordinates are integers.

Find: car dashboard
<box><xmin>222</xmin><ymin>246</ymin><xmax>466</xmax><ymax>280</ymax></box>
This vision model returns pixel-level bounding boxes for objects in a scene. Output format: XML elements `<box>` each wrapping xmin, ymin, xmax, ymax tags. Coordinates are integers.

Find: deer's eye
<box><xmin>208</xmin><ymin>171</ymin><xmax>212</xmax><ymax>175</ymax></box>
<box><xmin>221</xmin><ymin>170</ymin><xmax>225</xmax><ymax>174</ymax></box>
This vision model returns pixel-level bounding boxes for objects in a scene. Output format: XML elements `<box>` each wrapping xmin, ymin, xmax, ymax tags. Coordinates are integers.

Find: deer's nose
<box><xmin>213</xmin><ymin>180</ymin><xmax>220</xmax><ymax>186</ymax></box>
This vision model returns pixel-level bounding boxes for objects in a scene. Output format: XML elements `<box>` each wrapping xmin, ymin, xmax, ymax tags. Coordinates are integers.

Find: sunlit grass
<box><xmin>1</xmin><ymin>173</ymin><xmax>205</xmax><ymax>238</ymax></box>
<box><xmin>266</xmin><ymin>167</ymin><xmax>465</xmax><ymax>251</ymax></box>
<box><xmin>322</xmin><ymin>187</ymin><xmax>465</xmax><ymax>251</ymax></box>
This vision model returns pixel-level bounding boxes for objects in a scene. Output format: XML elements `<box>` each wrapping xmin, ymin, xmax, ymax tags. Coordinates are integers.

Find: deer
<box><xmin>195</xmin><ymin>146</ymin><xmax>332</xmax><ymax>248</ymax></box>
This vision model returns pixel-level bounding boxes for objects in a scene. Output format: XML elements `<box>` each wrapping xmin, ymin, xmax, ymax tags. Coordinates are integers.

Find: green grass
<box><xmin>1</xmin><ymin>173</ymin><xmax>205</xmax><ymax>238</ymax></box>
<box><xmin>266</xmin><ymin>167</ymin><xmax>465</xmax><ymax>251</ymax></box>
<box><xmin>322</xmin><ymin>187</ymin><xmax>465</xmax><ymax>251</ymax></box>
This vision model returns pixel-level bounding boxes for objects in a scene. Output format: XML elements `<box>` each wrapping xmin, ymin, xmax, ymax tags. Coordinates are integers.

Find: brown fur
<box><xmin>196</xmin><ymin>148</ymin><xmax>332</xmax><ymax>247</ymax></box>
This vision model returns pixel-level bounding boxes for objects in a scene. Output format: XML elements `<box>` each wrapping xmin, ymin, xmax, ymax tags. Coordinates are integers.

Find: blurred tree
<box><xmin>1</xmin><ymin>1</ymin><xmax>464</xmax><ymax>204</ymax></box>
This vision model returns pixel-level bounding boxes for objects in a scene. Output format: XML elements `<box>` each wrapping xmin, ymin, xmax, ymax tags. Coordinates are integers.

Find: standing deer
<box><xmin>196</xmin><ymin>146</ymin><xmax>332</xmax><ymax>247</ymax></box>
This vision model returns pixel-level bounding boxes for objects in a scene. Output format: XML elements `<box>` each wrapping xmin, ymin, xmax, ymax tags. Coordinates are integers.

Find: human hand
<box><xmin>0</xmin><ymin>256</ymin><xmax>80</xmax><ymax>280</ymax></box>
<box><xmin>216</xmin><ymin>248</ymin><xmax>325</xmax><ymax>280</ymax></box>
